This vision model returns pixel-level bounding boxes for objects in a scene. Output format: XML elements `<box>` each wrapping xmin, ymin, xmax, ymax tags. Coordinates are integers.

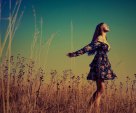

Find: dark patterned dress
<box><xmin>70</xmin><ymin>40</ymin><xmax>117</xmax><ymax>81</ymax></box>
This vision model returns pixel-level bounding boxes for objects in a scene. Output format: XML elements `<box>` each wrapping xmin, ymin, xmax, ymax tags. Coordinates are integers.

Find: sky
<box><xmin>0</xmin><ymin>0</ymin><xmax>136</xmax><ymax>82</ymax></box>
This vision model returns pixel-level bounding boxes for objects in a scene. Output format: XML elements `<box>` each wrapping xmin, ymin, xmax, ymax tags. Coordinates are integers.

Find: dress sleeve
<box><xmin>70</xmin><ymin>41</ymin><xmax>101</xmax><ymax>57</ymax></box>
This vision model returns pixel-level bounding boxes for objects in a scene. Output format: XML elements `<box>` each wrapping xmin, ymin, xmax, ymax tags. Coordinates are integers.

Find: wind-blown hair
<box><xmin>87</xmin><ymin>22</ymin><xmax>104</xmax><ymax>56</ymax></box>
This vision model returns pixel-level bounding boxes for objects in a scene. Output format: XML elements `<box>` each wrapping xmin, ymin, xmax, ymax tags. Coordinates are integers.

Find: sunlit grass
<box><xmin>0</xmin><ymin>55</ymin><xmax>136</xmax><ymax>113</ymax></box>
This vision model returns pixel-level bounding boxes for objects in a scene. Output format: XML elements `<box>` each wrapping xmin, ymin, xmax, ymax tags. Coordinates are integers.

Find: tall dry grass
<box><xmin>0</xmin><ymin>55</ymin><xmax>136</xmax><ymax>113</ymax></box>
<box><xmin>0</xmin><ymin>0</ymin><xmax>23</xmax><ymax>113</ymax></box>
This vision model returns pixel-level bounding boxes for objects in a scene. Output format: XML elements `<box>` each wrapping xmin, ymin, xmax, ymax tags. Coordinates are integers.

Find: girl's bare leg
<box><xmin>87</xmin><ymin>79</ymin><xmax>105</xmax><ymax>113</ymax></box>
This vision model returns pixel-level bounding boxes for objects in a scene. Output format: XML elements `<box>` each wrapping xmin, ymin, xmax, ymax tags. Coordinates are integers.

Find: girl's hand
<box><xmin>67</xmin><ymin>53</ymin><xmax>74</xmax><ymax>58</ymax></box>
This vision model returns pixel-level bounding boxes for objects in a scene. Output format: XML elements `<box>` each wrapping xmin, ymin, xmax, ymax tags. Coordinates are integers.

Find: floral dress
<box><xmin>70</xmin><ymin>39</ymin><xmax>117</xmax><ymax>81</ymax></box>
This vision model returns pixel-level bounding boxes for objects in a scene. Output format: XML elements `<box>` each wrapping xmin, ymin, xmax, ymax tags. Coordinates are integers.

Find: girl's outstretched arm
<box><xmin>67</xmin><ymin>41</ymin><xmax>101</xmax><ymax>58</ymax></box>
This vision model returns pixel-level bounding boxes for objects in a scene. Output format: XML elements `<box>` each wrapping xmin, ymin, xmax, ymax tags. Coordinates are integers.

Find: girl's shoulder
<box><xmin>97</xmin><ymin>35</ymin><xmax>103</xmax><ymax>42</ymax></box>
<box><xmin>97</xmin><ymin>35</ymin><xmax>111</xmax><ymax>50</ymax></box>
<box><xmin>97</xmin><ymin>35</ymin><xmax>109</xmax><ymax>45</ymax></box>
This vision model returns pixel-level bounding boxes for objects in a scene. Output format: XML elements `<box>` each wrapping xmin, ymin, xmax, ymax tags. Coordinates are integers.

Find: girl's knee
<box><xmin>97</xmin><ymin>88</ymin><xmax>104</xmax><ymax>94</ymax></box>
<box><xmin>100</xmin><ymin>89</ymin><xmax>104</xmax><ymax>94</ymax></box>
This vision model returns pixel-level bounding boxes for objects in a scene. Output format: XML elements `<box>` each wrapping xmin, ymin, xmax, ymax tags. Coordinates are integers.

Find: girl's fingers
<box><xmin>67</xmin><ymin>53</ymin><xmax>72</xmax><ymax>57</ymax></box>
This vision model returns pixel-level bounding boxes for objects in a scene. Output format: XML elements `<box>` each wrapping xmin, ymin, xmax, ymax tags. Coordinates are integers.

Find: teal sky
<box><xmin>1</xmin><ymin>0</ymin><xmax>136</xmax><ymax>82</ymax></box>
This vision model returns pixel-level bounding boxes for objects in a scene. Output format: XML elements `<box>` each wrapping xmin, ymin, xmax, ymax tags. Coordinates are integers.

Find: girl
<box><xmin>67</xmin><ymin>22</ymin><xmax>117</xmax><ymax>112</ymax></box>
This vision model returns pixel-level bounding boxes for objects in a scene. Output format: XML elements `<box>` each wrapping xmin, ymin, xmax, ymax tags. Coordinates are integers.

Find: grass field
<box><xmin>0</xmin><ymin>55</ymin><xmax>136</xmax><ymax>113</ymax></box>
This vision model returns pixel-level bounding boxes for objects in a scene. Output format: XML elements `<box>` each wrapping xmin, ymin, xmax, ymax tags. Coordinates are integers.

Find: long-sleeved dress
<box><xmin>70</xmin><ymin>38</ymin><xmax>117</xmax><ymax>81</ymax></box>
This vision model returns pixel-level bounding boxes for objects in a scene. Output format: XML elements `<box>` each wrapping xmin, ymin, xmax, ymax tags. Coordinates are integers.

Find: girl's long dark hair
<box><xmin>87</xmin><ymin>22</ymin><xmax>104</xmax><ymax>56</ymax></box>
